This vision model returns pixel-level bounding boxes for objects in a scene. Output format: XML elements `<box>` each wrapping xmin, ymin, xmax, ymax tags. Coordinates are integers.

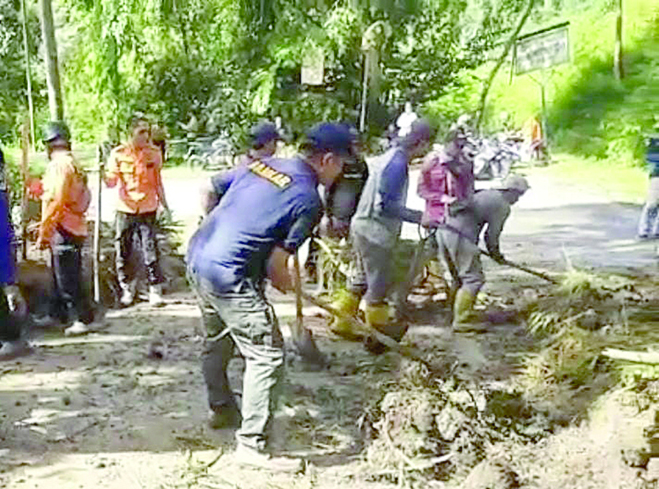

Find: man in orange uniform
<box><xmin>105</xmin><ymin>116</ymin><xmax>170</xmax><ymax>307</ymax></box>
<box><xmin>38</xmin><ymin>122</ymin><xmax>95</xmax><ymax>336</ymax></box>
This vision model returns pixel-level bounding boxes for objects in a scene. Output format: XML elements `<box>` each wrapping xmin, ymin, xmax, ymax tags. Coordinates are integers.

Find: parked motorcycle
<box><xmin>184</xmin><ymin>133</ymin><xmax>236</xmax><ymax>170</ymax></box>
<box><xmin>470</xmin><ymin>133</ymin><xmax>523</xmax><ymax>181</ymax></box>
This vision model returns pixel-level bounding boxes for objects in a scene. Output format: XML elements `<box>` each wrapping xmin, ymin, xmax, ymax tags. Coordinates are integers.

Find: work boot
<box><xmin>329</xmin><ymin>290</ymin><xmax>362</xmax><ymax>340</ymax></box>
<box><xmin>119</xmin><ymin>281</ymin><xmax>136</xmax><ymax>307</ymax></box>
<box><xmin>149</xmin><ymin>284</ymin><xmax>164</xmax><ymax>307</ymax></box>
<box><xmin>363</xmin><ymin>303</ymin><xmax>408</xmax><ymax>354</ymax></box>
<box><xmin>0</xmin><ymin>340</ymin><xmax>33</xmax><ymax>360</ymax></box>
<box><xmin>208</xmin><ymin>404</ymin><xmax>241</xmax><ymax>430</ymax></box>
<box><xmin>64</xmin><ymin>321</ymin><xmax>90</xmax><ymax>337</ymax></box>
<box><xmin>452</xmin><ymin>289</ymin><xmax>486</xmax><ymax>333</ymax></box>
<box><xmin>232</xmin><ymin>443</ymin><xmax>304</xmax><ymax>473</ymax></box>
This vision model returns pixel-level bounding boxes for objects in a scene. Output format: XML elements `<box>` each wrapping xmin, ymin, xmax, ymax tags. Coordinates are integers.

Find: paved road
<box><xmin>88</xmin><ymin>166</ymin><xmax>656</xmax><ymax>276</ymax></box>
<box><xmin>404</xmin><ymin>170</ymin><xmax>656</xmax><ymax>275</ymax></box>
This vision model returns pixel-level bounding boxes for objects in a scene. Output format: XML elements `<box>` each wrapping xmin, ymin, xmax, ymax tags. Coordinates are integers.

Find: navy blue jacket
<box><xmin>187</xmin><ymin>157</ymin><xmax>322</xmax><ymax>293</ymax></box>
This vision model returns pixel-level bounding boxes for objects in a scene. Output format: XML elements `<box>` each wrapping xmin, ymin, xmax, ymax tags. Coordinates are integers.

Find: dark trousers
<box><xmin>115</xmin><ymin>211</ymin><xmax>164</xmax><ymax>287</ymax></box>
<box><xmin>0</xmin><ymin>288</ymin><xmax>22</xmax><ymax>342</ymax></box>
<box><xmin>51</xmin><ymin>228</ymin><xmax>94</xmax><ymax>325</ymax></box>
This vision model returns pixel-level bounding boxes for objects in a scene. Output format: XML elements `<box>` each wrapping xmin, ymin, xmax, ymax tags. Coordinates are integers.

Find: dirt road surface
<box><xmin>91</xmin><ymin>165</ymin><xmax>656</xmax><ymax>274</ymax></box>
<box><xmin>1</xmin><ymin>166</ymin><xmax>656</xmax><ymax>488</ymax></box>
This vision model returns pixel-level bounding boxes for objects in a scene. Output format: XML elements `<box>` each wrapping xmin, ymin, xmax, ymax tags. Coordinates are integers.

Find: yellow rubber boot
<box><xmin>452</xmin><ymin>289</ymin><xmax>486</xmax><ymax>333</ymax></box>
<box><xmin>329</xmin><ymin>290</ymin><xmax>362</xmax><ymax>340</ymax></box>
<box><xmin>366</xmin><ymin>304</ymin><xmax>409</xmax><ymax>342</ymax></box>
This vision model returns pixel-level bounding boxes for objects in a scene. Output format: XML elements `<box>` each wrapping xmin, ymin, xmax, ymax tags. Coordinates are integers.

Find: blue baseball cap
<box><xmin>305</xmin><ymin>123</ymin><xmax>355</xmax><ymax>156</ymax></box>
<box><xmin>250</xmin><ymin>122</ymin><xmax>282</xmax><ymax>147</ymax></box>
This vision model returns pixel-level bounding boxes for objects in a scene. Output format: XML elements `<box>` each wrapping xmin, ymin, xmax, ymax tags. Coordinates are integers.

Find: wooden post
<box><xmin>93</xmin><ymin>145</ymin><xmax>104</xmax><ymax>304</ymax></box>
<box><xmin>20</xmin><ymin>0</ymin><xmax>36</xmax><ymax>148</ymax></box>
<box><xmin>20</xmin><ymin>121</ymin><xmax>29</xmax><ymax>260</ymax></box>
<box><xmin>39</xmin><ymin>0</ymin><xmax>64</xmax><ymax>121</ymax></box>
<box><xmin>614</xmin><ymin>0</ymin><xmax>624</xmax><ymax>80</ymax></box>
<box><xmin>359</xmin><ymin>52</ymin><xmax>369</xmax><ymax>133</ymax></box>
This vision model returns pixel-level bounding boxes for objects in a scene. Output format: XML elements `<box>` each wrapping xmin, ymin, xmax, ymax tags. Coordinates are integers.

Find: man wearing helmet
<box><xmin>38</xmin><ymin>122</ymin><xmax>95</xmax><ymax>336</ymax></box>
<box><xmin>439</xmin><ymin>175</ymin><xmax>530</xmax><ymax>332</ymax></box>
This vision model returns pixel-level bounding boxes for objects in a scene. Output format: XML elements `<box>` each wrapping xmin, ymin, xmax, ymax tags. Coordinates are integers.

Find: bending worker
<box><xmin>331</xmin><ymin>120</ymin><xmax>432</xmax><ymax>348</ymax></box>
<box><xmin>0</xmin><ymin>146</ymin><xmax>30</xmax><ymax>359</ymax></box>
<box><xmin>186</xmin><ymin>123</ymin><xmax>352</xmax><ymax>472</ymax></box>
<box><xmin>439</xmin><ymin>175</ymin><xmax>529</xmax><ymax>332</ymax></box>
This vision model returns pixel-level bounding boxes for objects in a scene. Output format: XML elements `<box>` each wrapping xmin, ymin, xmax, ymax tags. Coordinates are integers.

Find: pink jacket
<box><xmin>417</xmin><ymin>150</ymin><xmax>474</xmax><ymax>226</ymax></box>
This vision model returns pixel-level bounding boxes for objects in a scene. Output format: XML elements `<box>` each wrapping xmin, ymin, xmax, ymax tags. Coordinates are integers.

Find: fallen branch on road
<box><xmin>602</xmin><ymin>348</ymin><xmax>659</xmax><ymax>364</ymax></box>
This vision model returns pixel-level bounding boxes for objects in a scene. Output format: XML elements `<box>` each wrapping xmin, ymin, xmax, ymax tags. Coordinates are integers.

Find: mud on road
<box><xmin>1</xmin><ymin>266</ymin><xmax>658</xmax><ymax>489</ymax></box>
<box><xmin>1</xmin><ymin>168</ymin><xmax>659</xmax><ymax>488</ymax></box>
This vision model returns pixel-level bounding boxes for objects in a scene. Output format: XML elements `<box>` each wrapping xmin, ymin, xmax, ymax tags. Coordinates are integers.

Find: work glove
<box><xmin>5</xmin><ymin>285</ymin><xmax>27</xmax><ymax>317</ymax></box>
<box><xmin>489</xmin><ymin>250</ymin><xmax>506</xmax><ymax>263</ymax></box>
<box><xmin>420</xmin><ymin>212</ymin><xmax>438</xmax><ymax>230</ymax></box>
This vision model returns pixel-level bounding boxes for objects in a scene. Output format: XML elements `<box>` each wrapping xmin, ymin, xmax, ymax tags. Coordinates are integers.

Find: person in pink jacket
<box><xmin>417</xmin><ymin>130</ymin><xmax>474</xmax><ymax>227</ymax></box>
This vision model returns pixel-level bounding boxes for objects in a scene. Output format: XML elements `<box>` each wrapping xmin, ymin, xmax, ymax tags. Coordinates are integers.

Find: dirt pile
<box><xmin>363</xmin><ymin>361</ymin><xmax>554</xmax><ymax>485</ymax></box>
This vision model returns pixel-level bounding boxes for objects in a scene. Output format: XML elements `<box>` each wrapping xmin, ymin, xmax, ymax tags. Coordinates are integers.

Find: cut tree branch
<box><xmin>602</xmin><ymin>348</ymin><xmax>659</xmax><ymax>364</ymax></box>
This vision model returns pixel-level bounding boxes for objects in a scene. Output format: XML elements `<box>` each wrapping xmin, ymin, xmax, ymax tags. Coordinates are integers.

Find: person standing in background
<box><xmin>396</xmin><ymin>102</ymin><xmax>419</xmax><ymax>138</ymax></box>
<box><xmin>105</xmin><ymin>115</ymin><xmax>170</xmax><ymax>307</ymax></box>
<box><xmin>637</xmin><ymin>134</ymin><xmax>659</xmax><ymax>240</ymax></box>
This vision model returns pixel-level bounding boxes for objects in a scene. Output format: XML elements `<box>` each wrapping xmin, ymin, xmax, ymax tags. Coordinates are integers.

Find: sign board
<box><xmin>301</xmin><ymin>48</ymin><xmax>325</xmax><ymax>85</ymax></box>
<box><xmin>515</xmin><ymin>23</ymin><xmax>569</xmax><ymax>75</ymax></box>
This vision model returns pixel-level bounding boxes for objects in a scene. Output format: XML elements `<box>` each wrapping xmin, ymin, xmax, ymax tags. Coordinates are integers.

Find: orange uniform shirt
<box><xmin>40</xmin><ymin>150</ymin><xmax>91</xmax><ymax>243</ymax></box>
<box><xmin>105</xmin><ymin>143</ymin><xmax>163</xmax><ymax>214</ymax></box>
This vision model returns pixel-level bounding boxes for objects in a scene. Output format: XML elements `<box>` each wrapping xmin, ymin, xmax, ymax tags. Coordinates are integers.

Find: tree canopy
<box><xmin>1</xmin><ymin>0</ymin><xmax>532</xmax><ymax>144</ymax></box>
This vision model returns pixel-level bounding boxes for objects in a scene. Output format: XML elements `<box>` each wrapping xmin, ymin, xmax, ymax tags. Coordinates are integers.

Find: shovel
<box><xmin>291</xmin><ymin>253</ymin><xmax>328</xmax><ymax>370</ymax></box>
<box><xmin>299</xmin><ymin>291</ymin><xmax>438</xmax><ymax>372</ymax></box>
<box><xmin>479</xmin><ymin>249</ymin><xmax>557</xmax><ymax>284</ymax></box>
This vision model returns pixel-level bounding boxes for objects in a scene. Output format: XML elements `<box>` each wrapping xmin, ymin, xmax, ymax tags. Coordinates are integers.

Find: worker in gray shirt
<box><xmin>438</xmin><ymin>175</ymin><xmax>529</xmax><ymax>332</ymax></box>
<box><xmin>331</xmin><ymin>120</ymin><xmax>431</xmax><ymax>350</ymax></box>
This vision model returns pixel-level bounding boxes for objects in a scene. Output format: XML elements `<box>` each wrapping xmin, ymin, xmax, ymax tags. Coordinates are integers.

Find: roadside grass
<box><xmin>531</xmin><ymin>153</ymin><xmax>647</xmax><ymax>203</ymax></box>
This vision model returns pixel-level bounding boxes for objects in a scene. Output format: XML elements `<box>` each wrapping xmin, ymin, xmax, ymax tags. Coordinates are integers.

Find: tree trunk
<box><xmin>614</xmin><ymin>0</ymin><xmax>624</xmax><ymax>80</ymax></box>
<box><xmin>39</xmin><ymin>0</ymin><xmax>64</xmax><ymax>121</ymax></box>
<box><xmin>475</xmin><ymin>0</ymin><xmax>536</xmax><ymax>131</ymax></box>
<box><xmin>20</xmin><ymin>0</ymin><xmax>35</xmax><ymax>148</ymax></box>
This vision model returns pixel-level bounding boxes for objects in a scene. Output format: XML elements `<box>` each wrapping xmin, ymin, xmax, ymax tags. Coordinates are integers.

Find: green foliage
<box><xmin>1</xmin><ymin>0</ymin><xmax>541</xmax><ymax>148</ymax></box>
<box><xmin>0</xmin><ymin>0</ymin><xmax>45</xmax><ymax>141</ymax></box>
<box><xmin>485</xmin><ymin>0</ymin><xmax>659</xmax><ymax>165</ymax></box>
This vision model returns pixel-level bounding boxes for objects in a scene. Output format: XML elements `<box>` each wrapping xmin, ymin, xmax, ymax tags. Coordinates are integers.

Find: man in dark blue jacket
<box><xmin>0</xmin><ymin>147</ymin><xmax>30</xmax><ymax>359</ymax></box>
<box><xmin>187</xmin><ymin>123</ymin><xmax>352</xmax><ymax>472</ymax></box>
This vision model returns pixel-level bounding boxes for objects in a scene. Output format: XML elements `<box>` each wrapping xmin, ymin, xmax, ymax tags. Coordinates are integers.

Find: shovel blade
<box><xmin>292</xmin><ymin>325</ymin><xmax>327</xmax><ymax>370</ymax></box>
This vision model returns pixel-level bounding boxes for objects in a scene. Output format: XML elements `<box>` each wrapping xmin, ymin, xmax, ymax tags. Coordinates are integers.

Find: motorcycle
<box><xmin>471</xmin><ymin>133</ymin><xmax>523</xmax><ymax>181</ymax></box>
<box><xmin>184</xmin><ymin>133</ymin><xmax>236</xmax><ymax>170</ymax></box>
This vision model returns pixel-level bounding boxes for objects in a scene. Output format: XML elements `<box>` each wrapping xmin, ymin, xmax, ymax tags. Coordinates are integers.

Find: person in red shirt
<box><xmin>105</xmin><ymin>116</ymin><xmax>170</xmax><ymax>307</ymax></box>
